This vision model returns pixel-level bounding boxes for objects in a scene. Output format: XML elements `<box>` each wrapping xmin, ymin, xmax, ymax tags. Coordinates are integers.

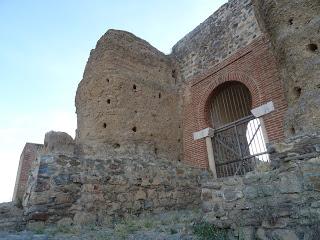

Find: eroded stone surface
<box><xmin>44</xmin><ymin>131</ymin><xmax>75</xmax><ymax>155</ymax></box>
<box><xmin>75</xmin><ymin>30</ymin><xmax>182</xmax><ymax>162</ymax></box>
<box><xmin>201</xmin><ymin>135</ymin><xmax>320</xmax><ymax>239</ymax></box>
<box><xmin>253</xmin><ymin>0</ymin><xmax>320</xmax><ymax>137</ymax></box>
<box><xmin>23</xmin><ymin>152</ymin><xmax>207</xmax><ymax>224</ymax></box>
<box><xmin>172</xmin><ymin>0</ymin><xmax>261</xmax><ymax>82</ymax></box>
<box><xmin>0</xmin><ymin>202</ymin><xmax>24</xmax><ymax>232</ymax></box>
<box><xmin>5</xmin><ymin>1</ymin><xmax>320</xmax><ymax>238</ymax></box>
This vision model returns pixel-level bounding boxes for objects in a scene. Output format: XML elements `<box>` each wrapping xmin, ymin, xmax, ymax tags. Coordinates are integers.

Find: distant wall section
<box><xmin>13</xmin><ymin>143</ymin><xmax>43</xmax><ymax>203</ymax></box>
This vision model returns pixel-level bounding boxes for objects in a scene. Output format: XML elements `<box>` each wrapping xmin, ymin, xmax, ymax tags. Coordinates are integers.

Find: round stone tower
<box><xmin>75</xmin><ymin>30</ymin><xmax>182</xmax><ymax>161</ymax></box>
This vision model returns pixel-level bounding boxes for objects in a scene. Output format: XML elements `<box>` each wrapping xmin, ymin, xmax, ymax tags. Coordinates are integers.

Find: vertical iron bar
<box><xmin>222</xmin><ymin>89</ymin><xmax>230</xmax><ymax>123</ymax></box>
<box><xmin>220</xmin><ymin>90</ymin><xmax>228</xmax><ymax>125</ymax></box>
<box><xmin>230</xmin><ymin>86</ymin><xmax>240</xmax><ymax>121</ymax></box>
<box><xmin>239</xmin><ymin>85</ymin><xmax>249</xmax><ymax>115</ymax></box>
<box><xmin>247</xmin><ymin>119</ymin><xmax>255</xmax><ymax>156</ymax></box>
<box><xmin>234</xmin><ymin>125</ymin><xmax>243</xmax><ymax>160</ymax></box>
<box><xmin>236</xmin><ymin>86</ymin><xmax>246</xmax><ymax>117</ymax></box>
<box><xmin>255</xmin><ymin>120</ymin><xmax>263</xmax><ymax>157</ymax></box>
<box><xmin>210</xmin><ymin>101</ymin><xmax>215</xmax><ymax>127</ymax></box>
<box><xmin>226</xmin><ymin>87</ymin><xmax>234</xmax><ymax>122</ymax></box>
<box><xmin>215</xmin><ymin>95</ymin><xmax>223</xmax><ymax>127</ymax></box>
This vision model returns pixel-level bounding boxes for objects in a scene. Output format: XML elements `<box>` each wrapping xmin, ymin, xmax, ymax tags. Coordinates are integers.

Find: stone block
<box><xmin>201</xmin><ymin>188</ymin><xmax>213</xmax><ymax>201</ymax></box>
<box><xmin>53</xmin><ymin>174</ymin><xmax>71</xmax><ymax>186</ymax></box>
<box><xmin>135</xmin><ymin>190</ymin><xmax>146</xmax><ymax>200</ymax></box>
<box><xmin>108</xmin><ymin>175</ymin><xmax>127</xmax><ymax>185</ymax></box>
<box><xmin>202</xmin><ymin>181</ymin><xmax>222</xmax><ymax>190</ymax></box>
<box><xmin>256</xmin><ymin>228</ymin><xmax>268</xmax><ymax>240</ymax></box>
<box><xmin>238</xmin><ymin>227</ymin><xmax>255</xmax><ymax>240</ymax></box>
<box><xmin>54</xmin><ymin>193</ymin><xmax>73</xmax><ymax>205</ymax></box>
<box><xmin>243</xmin><ymin>186</ymin><xmax>258</xmax><ymax>199</ymax></box>
<box><xmin>147</xmin><ymin>189</ymin><xmax>157</xmax><ymax>198</ymax></box>
<box><xmin>243</xmin><ymin>173</ymin><xmax>261</xmax><ymax>185</ymax></box>
<box><xmin>262</xmin><ymin>217</ymin><xmax>289</xmax><ymax>229</ymax></box>
<box><xmin>260</xmin><ymin>184</ymin><xmax>275</xmax><ymax>197</ymax></box>
<box><xmin>30</xmin><ymin>212</ymin><xmax>48</xmax><ymax>221</ymax></box>
<box><xmin>271</xmin><ymin>229</ymin><xmax>299</xmax><ymax>240</ymax></box>
<box><xmin>29</xmin><ymin>192</ymin><xmax>49</xmax><ymax>205</ymax></box>
<box><xmin>278</xmin><ymin>174</ymin><xmax>302</xmax><ymax>194</ymax></box>
<box><xmin>73</xmin><ymin>212</ymin><xmax>95</xmax><ymax>225</ymax></box>
<box><xmin>311</xmin><ymin>201</ymin><xmax>320</xmax><ymax>208</ymax></box>
<box><xmin>222</xmin><ymin>189</ymin><xmax>243</xmax><ymax>202</ymax></box>
<box><xmin>57</xmin><ymin>217</ymin><xmax>73</xmax><ymax>226</ymax></box>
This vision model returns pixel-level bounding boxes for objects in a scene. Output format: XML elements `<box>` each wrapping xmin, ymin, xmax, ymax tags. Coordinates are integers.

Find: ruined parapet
<box><xmin>43</xmin><ymin>131</ymin><xmax>75</xmax><ymax>155</ymax></box>
<box><xmin>22</xmin><ymin>151</ymin><xmax>208</xmax><ymax>224</ymax></box>
<box><xmin>253</xmin><ymin>0</ymin><xmax>320</xmax><ymax>137</ymax></box>
<box><xmin>12</xmin><ymin>143</ymin><xmax>43</xmax><ymax>203</ymax></box>
<box><xmin>75</xmin><ymin>30</ymin><xmax>183</xmax><ymax>161</ymax></box>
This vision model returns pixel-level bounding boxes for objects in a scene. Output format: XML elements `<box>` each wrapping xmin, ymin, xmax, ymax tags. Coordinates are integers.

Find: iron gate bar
<box><xmin>214</xmin><ymin>136</ymin><xmax>241</xmax><ymax>157</ymax></box>
<box><xmin>215</xmin><ymin>151</ymin><xmax>268</xmax><ymax>166</ymax></box>
<box><xmin>244</xmin><ymin>123</ymin><xmax>261</xmax><ymax>153</ymax></box>
<box><xmin>234</xmin><ymin>124</ymin><xmax>243</xmax><ymax>159</ymax></box>
<box><xmin>212</xmin><ymin>114</ymin><xmax>269</xmax><ymax>178</ymax></box>
<box><xmin>213</xmin><ymin>115</ymin><xmax>255</xmax><ymax>133</ymax></box>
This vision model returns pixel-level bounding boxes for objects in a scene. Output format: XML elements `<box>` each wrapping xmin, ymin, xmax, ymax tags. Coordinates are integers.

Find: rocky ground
<box><xmin>0</xmin><ymin>209</ymin><xmax>217</xmax><ymax>240</ymax></box>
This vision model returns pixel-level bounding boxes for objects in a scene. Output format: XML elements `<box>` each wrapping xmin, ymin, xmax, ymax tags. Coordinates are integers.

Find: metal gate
<box><xmin>212</xmin><ymin>114</ymin><xmax>269</xmax><ymax>178</ymax></box>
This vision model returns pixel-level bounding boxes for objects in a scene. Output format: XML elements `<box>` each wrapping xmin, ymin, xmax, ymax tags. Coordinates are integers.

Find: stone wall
<box><xmin>23</xmin><ymin>150</ymin><xmax>206</xmax><ymax>225</ymax></box>
<box><xmin>172</xmin><ymin>0</ymin><xmax>261</xmax><ymax>82</ymax></box>
<box><xmin>13</xmin><ymin>143</ymin><xmax>43</xmax><ymax>203</ymax></box>
<box><xmin>201</xmin><ymin>135</ymin><xmax>320</xmax><ymax>239</ymax></box>
<box><xmin>75</xmin><ymin>30</ymin><xmax>183</xmax><ymax>162</ymax></box>
<box><xmin>253</xmin><ymin>0</ymin><xmax>320</xmax><ymax>138</ymax></box>
<box><xmin>0</xmin><ymin>202</ymin><xmax>24</xmax><ymax>231</ymax></box>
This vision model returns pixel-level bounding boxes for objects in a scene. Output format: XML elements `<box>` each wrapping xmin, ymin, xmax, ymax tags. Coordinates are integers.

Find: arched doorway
<box><xmin>209</xmin><ymin>81</ymin><xmax>252</xmax><ymax>128</ymax></box>
<box><xmin>208</xmin><ymin>81</ymin><xmax>268</xmax><ymax>177</ymax></box>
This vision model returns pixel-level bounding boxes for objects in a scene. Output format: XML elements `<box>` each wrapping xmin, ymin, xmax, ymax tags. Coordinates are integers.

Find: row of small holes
<box><xmin>103</xmin><ymin>123</ymin><xmax>137</xmax><ymax>133</ymax></box>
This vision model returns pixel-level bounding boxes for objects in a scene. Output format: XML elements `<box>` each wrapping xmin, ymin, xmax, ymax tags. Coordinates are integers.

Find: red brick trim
<box><xmin>182</xmin><ymin>35</ymin><xmax>287</xmax><ymax>168</ymax></box>
<box><xmin>195</xmin><ymin>72</ymin><xmax>262</xmax><ymax>130</ymax></box>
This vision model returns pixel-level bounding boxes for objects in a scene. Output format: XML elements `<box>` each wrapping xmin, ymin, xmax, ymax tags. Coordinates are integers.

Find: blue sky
<box><xmin>0</xmin><ymin>0</ymin><xmax>227</xmax><ymax>202</ymax></box>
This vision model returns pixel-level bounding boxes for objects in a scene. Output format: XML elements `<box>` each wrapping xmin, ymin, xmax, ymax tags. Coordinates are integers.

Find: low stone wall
<box><xmin>23</xmin><ymin>152</ymin><xmax>207</xmax><ymax>225</ymax></box>
<box><xmin>201</xmin><ymin>135</ymin><xmax>320</xmax><ymax>239</ymax></box>
<box><xmin>0</xmin><ymin>202</ymin><xmax>24</xmax><ymax>232</ymax></box>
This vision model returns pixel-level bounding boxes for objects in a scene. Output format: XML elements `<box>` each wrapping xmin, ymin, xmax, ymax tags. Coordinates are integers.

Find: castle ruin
<box><xmin>3</xmin><ymin>0</ymin><xmax>320</xmax><ymax>239</ymax></box>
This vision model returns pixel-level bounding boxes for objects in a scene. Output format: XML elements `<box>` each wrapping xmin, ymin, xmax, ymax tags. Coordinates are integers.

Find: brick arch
<box><xmin>195</xmin><ymin>71</ymin><xmax>262</xmax><ymax>130</ymax></box>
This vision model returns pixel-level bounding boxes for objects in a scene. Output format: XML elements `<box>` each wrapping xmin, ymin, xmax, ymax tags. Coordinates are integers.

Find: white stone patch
<box><xmin>193</xmin><ymin>128</ymin><xmax>214</xmax><ymax>140</ymax></box>
<box><xmin>251</xmin><ymin>101</ymin><xmax>275</xmax><ymax>118</ymax></box>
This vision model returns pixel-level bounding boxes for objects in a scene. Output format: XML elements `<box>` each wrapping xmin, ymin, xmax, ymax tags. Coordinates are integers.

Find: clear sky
<box><xmin>0</xmin><ymin>0</ymin><xmax>227</xmax><ymax>203</ymax></box>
